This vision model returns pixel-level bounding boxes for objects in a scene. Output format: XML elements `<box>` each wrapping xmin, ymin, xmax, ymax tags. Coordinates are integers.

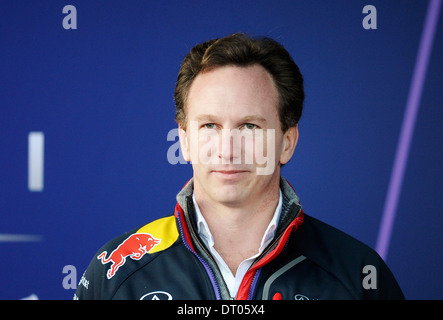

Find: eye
<box><xmin>203</xmin><ymin>123</ymin><xmax>216</xmax><ymax>129</ymax></box>
<box><xmin>243</xmin><ymin>123</ymin><xmax>258</xmax><ymax>130</ymax></box>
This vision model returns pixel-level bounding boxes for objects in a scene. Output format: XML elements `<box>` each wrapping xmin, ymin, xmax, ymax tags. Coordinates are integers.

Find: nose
<box><xmin>218</xmin><ymin>129</ymin><xmax>241</xmax><ymax>164</ymax></box>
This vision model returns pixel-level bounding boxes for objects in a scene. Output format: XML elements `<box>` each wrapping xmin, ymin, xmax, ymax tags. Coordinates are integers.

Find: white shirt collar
<box><xmin>192</xmin><ymin>189</ymin><xmax>283</xmax><ymax>257</ymax></box>
<box><xmin>192</xmin><ymin>189</ymin><xmax>282</xmax><ymax>298</ymax></box>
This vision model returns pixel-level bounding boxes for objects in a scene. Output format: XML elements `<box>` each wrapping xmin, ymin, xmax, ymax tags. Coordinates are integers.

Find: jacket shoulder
<box><xmin>75</xmin><ymin>215</ymin><xmax>179</xmax><ymax>300</ymax></box>
<box><xmin>301</xmin><ymin>214</ymin><xmax>376</xmax><ymax>257</ymax></box>
<box><xmin>294</xmin><ymin>214</ymin><xmax>404</xmax><ymax>299</ymax></box>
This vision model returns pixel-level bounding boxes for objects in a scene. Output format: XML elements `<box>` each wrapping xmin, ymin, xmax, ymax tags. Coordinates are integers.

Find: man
<box><xmin>75</xmin><ymin>33</ymin><xmax>404</xmax><ymax>300</ymax></box>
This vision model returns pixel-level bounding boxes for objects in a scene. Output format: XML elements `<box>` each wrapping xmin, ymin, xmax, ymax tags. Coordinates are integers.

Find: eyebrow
<box><xmin>241</xmin><ymin>115</ymin><xmax>267</xmax><ymax>124</ymax></box>
<box><xmin>194</xmin><ymin>114</ymin><xmax>267</xmax><ymax>124</ymax></box>
<box><xmin>195</xmin><ymin>114</ymin><xmax>219</xmax><ymax>122</ymax></box>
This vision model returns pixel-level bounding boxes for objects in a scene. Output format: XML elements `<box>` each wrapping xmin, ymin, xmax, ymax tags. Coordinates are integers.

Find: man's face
<box><xmin>179</xmin><ymin>64</ymin><xmax>298</xmax><ymax>207</ymax></box>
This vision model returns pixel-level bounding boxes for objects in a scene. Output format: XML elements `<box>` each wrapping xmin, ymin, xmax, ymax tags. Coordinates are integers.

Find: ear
<box><xmin>178</xmin><ymin>124</ymin><xmax>191</xmax><ymax>162</ymax></box>
<box><xmin>279</xmin><ymin>125</ymin><xmax>299</xmax><ymax>165</ymax></box>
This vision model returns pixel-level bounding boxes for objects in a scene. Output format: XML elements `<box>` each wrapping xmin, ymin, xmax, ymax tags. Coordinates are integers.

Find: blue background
<box><xmin>1</xmin><ymin>0</ymin><xmax>442</xmax><ymax>299</ymax></box>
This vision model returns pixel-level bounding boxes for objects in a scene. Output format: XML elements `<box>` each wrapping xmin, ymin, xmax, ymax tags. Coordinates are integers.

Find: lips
<box><xmin>211</xmin><ymin>169</ymin><xmax>250</xmax><ymax>179</ymax></box>
<box><xmin>214</xmin><ymin>170</ymin><xmax>247</xmax><ymax>174</ymax></box>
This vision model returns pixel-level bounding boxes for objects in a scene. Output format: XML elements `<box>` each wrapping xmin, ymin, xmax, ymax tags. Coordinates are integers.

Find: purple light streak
<box><xmin>376</xmin><ymin>0</ymin><xmax>442</xmax><ymax>260</ymax></box>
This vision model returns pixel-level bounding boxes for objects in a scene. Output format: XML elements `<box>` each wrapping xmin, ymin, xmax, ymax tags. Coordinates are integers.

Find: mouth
<box><xmin>211</xmin><ymin>169</ymin><xmax>250</xmax><ymax>179</ymax></box>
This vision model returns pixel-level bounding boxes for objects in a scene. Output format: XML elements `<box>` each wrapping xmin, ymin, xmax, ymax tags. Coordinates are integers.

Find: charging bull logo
<box><xmin>97</xmin><ymin>233</ymin><xmax>161</xmax><ymax>279</ymax></box>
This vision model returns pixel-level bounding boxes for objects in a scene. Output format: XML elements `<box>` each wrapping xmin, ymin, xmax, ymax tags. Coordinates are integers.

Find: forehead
<box><xmin>186</xmin><ymin>64</ymin><xmax>279</xmax><ymax>122</ymax></box>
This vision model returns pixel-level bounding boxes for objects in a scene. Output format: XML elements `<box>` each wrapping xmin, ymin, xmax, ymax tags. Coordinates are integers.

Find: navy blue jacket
<box><xmin>74</xmin><ymin>178</ymin><xmax>404</xmax><ymax>300</ymax></box>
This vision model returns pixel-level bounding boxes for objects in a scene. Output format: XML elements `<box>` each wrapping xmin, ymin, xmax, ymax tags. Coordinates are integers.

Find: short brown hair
<box><xmin>174</xmin><ymin>33</ymin><xmax>304</xmax><ymax>132</ymax></box>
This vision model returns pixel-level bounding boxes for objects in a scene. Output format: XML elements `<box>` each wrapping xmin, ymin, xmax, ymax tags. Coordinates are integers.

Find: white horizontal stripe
<box><xmin>0</xmin><ymin>234</ymin><xmax>43</xmax><ymax>242</ymax></box>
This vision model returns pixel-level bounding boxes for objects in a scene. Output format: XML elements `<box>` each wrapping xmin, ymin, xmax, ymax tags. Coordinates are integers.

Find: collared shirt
<box><xmin>192</xmin><ymin>189</ymin><xmax>282</xmax><ymax>298</ymax></box>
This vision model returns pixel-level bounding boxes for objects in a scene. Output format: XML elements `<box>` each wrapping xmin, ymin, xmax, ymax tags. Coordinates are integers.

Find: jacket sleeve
<box><xmin>295</xmin><ymin>215</ymin><xmax>405</xmax><ymax>300</ymax></box>
<box><xmin>73</xmin><ymin>231</ymin><xmax>134</xmax><ymax>300</ymax></box>
<box><xmin>362</xmin><ymin>250</ymin><xmax>405</xmax><ymax>300</ymax></box>
<box><xmin>74</xmin><ymin>248</ymin><xmax>109</xmax><ymax>300</ymax></box>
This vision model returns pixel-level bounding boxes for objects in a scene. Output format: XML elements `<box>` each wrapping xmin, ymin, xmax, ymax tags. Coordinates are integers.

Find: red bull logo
<box><xmin>97</xmin><ymin>233</ymin><xmax>161</xmax><ymax>279</ymax></box>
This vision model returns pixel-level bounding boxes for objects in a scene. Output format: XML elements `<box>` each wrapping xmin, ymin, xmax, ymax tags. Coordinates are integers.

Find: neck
<box><xmin>193</xmin><ymin>178</ymin><xmax>280</xmax><ymax>274</ymax></box>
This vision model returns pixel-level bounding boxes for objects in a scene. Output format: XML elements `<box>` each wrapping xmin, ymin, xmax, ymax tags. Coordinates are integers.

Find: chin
<box><xmin>211</xmin><ymin>183</ymin><xmax>249</xmax><ymax>205</ymax></box>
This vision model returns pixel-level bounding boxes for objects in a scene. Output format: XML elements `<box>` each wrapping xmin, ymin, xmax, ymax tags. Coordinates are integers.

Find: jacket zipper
<box><xmin>175</xmin><ymin>206</ymin><xmax>223</xmax><ymax>300</ymax></box>
<box><xmin>247</xmin><ymin>268</ymin><xmax>261</xmax><ymax>300</ymax></box>
<box><xmin>184</xmin><ymin>200</ymin><xmax>233</xmax><ymax>299</ymax></box>
<box><xmin>241</xmin><ymin>206</ymin><xmax>303</xmax><ymax>300</ymax></box>
<box><xmin>177</xmin><ymin>199</ymin><xmax>302</xmax><ymax>300</ymax></box>
<box><xmin>241</xmin><ymin>233</ymin><xmax>284</xmax><ymax>300</ymax></box>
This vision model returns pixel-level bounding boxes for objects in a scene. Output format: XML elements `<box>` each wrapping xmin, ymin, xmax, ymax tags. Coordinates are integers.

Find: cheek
<box><xmin>186</xmin><ymin>122</ymin><xmax>219</xmax><ymax>165</ymax></box>
<box><xmin>199</xmin><ymin>133</ymin><xmax>219</xmax><ymax>163</ymax></box>
<box><xmin>254</xmin><ymin>130</ymin><xmax>279</xmax><ymax>156</ymax></box>
<box><xmin>188</xmin><ymin>130</ymin><xmax>220</xmax><ymax>165</ymax></box>
<box><xmin>254</xmin><ymin>129</ymin><xmax>281</xmax><ymax>175</ymax></box>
